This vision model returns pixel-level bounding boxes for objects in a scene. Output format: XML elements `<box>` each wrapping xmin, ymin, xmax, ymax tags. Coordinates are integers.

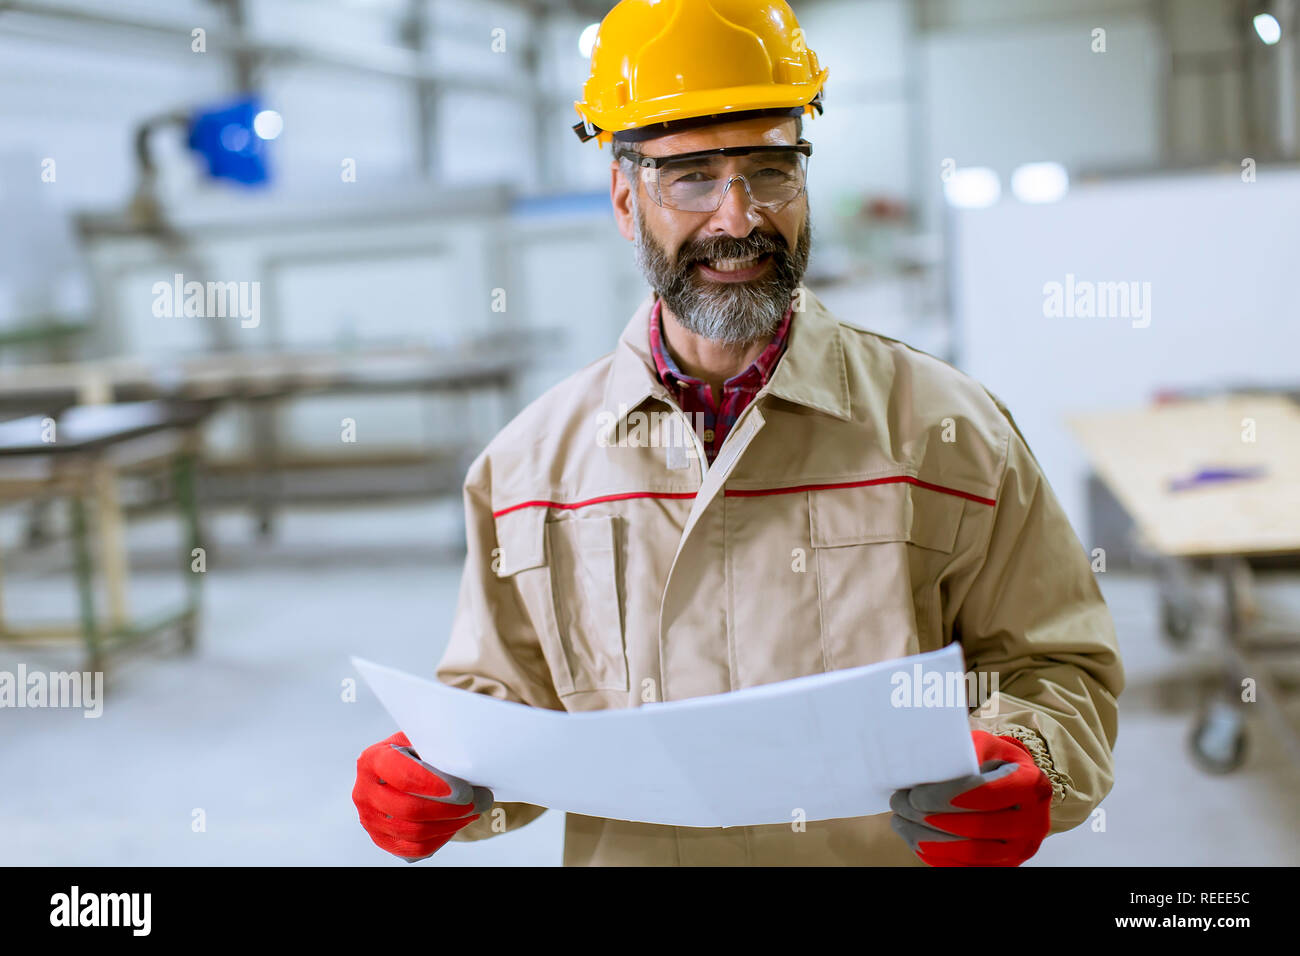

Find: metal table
<box><xmin>0</xmin><ymin>337</ymin><xmax>550</xmax><ymax>536</ymax></box>
<box><xmin>1068</xmin><ymin>393</ymin><xmax>1300</xmax><ymax>773</ymax></box>
<box><xmin>0</xmin><ymin>400</ymin><xmax>213</xmax><ymax>671</ymax></box>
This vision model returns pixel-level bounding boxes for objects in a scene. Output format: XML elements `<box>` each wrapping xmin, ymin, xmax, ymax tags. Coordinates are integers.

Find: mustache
<box><xmin>675</xmin><ymin>230</ymin><xmax>788</xmax><ymax>267</ymax></box>
<box><xmin>634</xmin><ymin>208</ymin><xmax>811</xmax><ymax>345</ymax></box>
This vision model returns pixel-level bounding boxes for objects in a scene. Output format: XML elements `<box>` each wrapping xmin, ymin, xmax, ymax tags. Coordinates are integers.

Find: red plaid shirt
<box><xmin>649</xmin><ymin>298</ymin><xmax>794</xmax><ymax>465</ymax></box>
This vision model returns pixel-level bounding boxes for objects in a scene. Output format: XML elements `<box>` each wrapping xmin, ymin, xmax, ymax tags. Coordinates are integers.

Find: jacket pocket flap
<box><xmin>493</xmin><ymin>506</ymin><xmax>547</xmax><ymax>576</ymax></box>
<box><xmin>809</xmin><ymin>479</ymin><xmax>965</xmax><ymax>553</ymax></box>
<box><xmin>543</xmin><ymin>514</ymin><xmax>628</xmax><ymax>694</ymax></box>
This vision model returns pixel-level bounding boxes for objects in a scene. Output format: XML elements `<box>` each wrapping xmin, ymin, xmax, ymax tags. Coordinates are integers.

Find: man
<box><xmin>353</xmin><ymin>0</ymin><xmax>1123</xmax><ymax>866</ymax></box>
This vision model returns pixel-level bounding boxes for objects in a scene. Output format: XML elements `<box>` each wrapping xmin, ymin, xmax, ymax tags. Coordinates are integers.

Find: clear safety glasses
<box><xmin>617</xmin><ymin>140</ymin><xmax>813</xmax><ymax>213</ymax></box>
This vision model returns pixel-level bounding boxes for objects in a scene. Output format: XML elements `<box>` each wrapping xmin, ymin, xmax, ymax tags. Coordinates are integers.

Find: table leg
<box><xmin>92</xmin><ymin>459</ymin><xmax>130</xmax><ymax>631</ymax></box>
<box><xmin>173</xmin><ymin>450</ymin><xmax>202</xmax><ymax>650</ymax></box>
<box><xmin>69</xmin><ymin>494</ymin><xmax>103</xmax><ymax>672</ymax></box>
<box><xmin>1188</xmin><ymin>556</ymin><xmax>1251</xmax><ymax>773</ymax></box>
<box><xmin>0</xmin><ymin>537</ymin><xmax>7</xmax><ymax>634</ymax></box>
<box><xmin>249</xmin><ymin>395</ymin><xmax>279</xmax><ymax>538</ymax></box>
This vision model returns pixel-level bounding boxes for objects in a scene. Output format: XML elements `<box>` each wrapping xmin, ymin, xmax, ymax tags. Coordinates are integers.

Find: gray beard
<box><xmin>632</xmin><ymin>199</ymin><xmax>812</xmax><ymax>347</ymax></box>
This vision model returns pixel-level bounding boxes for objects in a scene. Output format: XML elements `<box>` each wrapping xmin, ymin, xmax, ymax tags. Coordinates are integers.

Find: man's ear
<box><xmin>610</xmin><ymin>161</ymin><xmax>636</xmax><ymax>242</ymax></box>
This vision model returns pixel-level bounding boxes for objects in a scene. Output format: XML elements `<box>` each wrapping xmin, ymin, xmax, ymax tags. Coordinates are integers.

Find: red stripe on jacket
<box><xmin>491</xmin><ymin>475</ymin><xmax>995</xmax><ymax>518</ymax></box>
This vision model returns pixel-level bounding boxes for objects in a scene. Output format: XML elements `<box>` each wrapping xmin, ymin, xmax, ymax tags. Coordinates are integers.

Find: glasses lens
<box><xmin>742</xmin><ymin>150</ymin><xmax>805</xmax><ymax>205</ymax></box>
<box><xmin>655</xmin><ymin>149</ymin><xmax>807</xmax><ymax>212</ymax></box>
<box><xmin>655</xmin><ymin>155</ymin><xmax>726</xmax><ymax>211</ymax></box>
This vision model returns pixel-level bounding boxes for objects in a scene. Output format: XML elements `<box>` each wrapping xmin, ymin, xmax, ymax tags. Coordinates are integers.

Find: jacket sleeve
<box><xmin>955</xmin><ymin>396</ymin><xmax>1125</xmax><ymax>835</ymax></box>
<box><xmin>434</xmin><ymin>451</ymin><xmax>562</xmax><ymax>842</ymax></box>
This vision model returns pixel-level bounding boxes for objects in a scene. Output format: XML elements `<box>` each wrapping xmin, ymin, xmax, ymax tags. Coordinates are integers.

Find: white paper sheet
<box><xmin>353</xmin><ymin>643</ymin><xmax>980</xmax><ymax>828</ymax></box>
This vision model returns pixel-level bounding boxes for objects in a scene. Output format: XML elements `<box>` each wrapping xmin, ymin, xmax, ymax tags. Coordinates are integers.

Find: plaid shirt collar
<box><xmin>648</xmin><ymin>297</ymin><xmax>794</xmax><ymax>394</ymax></box>
<box><xmin>596</xmin><ymin>290</ymin><xmax>851</xmax><ymax>449</ymax></box>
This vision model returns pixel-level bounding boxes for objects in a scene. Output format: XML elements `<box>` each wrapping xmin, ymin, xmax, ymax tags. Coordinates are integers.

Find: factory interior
<box><xmin>1</xmin><ymin>0</ymin><xmax>1298</xmax><ymax>868</ymax></box>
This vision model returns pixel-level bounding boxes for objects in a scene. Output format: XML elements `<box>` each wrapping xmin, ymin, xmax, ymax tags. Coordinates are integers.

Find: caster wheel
<box><xmin>1160</xmin><ymin>596</ymin><xmax>1195</xmax><ymax>646</ymax></box>
<box><xmin>1190</xmin><ymin>701</ymin><xmax>1246</xmax><ymax>774</ymax></box>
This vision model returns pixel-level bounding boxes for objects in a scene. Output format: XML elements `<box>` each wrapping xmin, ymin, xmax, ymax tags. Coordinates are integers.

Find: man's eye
<box><xmin>669</xmin><ymin>171</ymin><xmax>713</xmax><ymax>184</ymax></box>
<box><xmin>753</xmin><ymin>167</ymin><xmax>793</xmax><ymax>180</ymax></box>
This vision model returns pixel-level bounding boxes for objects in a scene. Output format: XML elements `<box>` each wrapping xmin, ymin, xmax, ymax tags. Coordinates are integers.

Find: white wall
<box><xmin>951</xmin><ymin>164</ymin><xmax>1300</xmax><ymax>537</ymax></box>
<box><xmin>794</xmin><ymin>0</ymin><xmax>914</xmax><ymax>240</ymax></box>
<box><xmin>919</xmin><ymin>14</ymin><xmax>1163</xmax><ymax>229</ymax></box>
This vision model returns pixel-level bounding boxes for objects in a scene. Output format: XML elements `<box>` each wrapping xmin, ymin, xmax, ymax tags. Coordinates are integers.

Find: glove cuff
<box><xmin>989</xmin><ymin>726</ymin><xmax>1069</xmax><ymax>806</ymax></box>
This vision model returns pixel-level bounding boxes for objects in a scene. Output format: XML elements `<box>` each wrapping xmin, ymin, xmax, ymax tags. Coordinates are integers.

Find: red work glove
<box><xmin>890</xmin><ymin>729</ymin><xmax>1053</xmax><ymax>866</ymax></box>
<box><xmin>353</xmin><ymin>731</ymin><xmax>493</xmax><ymax>861</ymax></box>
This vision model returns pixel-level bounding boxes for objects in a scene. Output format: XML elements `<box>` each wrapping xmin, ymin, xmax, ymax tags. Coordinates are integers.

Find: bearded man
<box><xmin>352</xmin><ymin>0</ymin><xmax>1123</xmax><ymax>867</ymax></box>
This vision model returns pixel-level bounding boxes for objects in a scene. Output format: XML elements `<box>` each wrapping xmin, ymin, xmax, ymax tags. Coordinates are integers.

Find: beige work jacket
<box><xmin>435</xmin><ymin>290</ymin><xmax>1124</xmax><ymax>866</ymax></box>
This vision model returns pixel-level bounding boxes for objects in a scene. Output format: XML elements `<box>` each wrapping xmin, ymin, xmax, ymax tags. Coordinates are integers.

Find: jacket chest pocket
<box><xmin>494</xmin><ymin>508</ymin><xmax>629</xmax><ymax>698</ymax></box>
<box><xmin>808</xmin><ymin>480</ymin><xmax>965</xmax><ymax>667</ymax></box>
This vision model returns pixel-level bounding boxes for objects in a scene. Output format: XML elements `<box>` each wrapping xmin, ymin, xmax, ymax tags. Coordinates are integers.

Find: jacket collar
<box><xmin>599</xmin><ymin>288</ymin><xmax>851</xmax><ymax>446</ymax></box>
<box><xmin>599</xmin><ymin>293</ymin><xmax>670</xmax><ymax>446</ymax></box>
<box><xmin>761</xmin><ymin>290</ymin><xmax>852</xmax><ymax>421</ymax></box>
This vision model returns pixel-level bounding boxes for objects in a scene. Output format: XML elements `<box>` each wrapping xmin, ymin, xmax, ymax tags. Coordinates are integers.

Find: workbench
<box><xmin>0</xmin><ymin>335</ymin><xmax>548</xmax><ymax>535</ymax></box>
<box><xmin>1068</xmin><ymin>392</ymin><xmax>1300</xmax><ymax>773</ymax></box>
<box><xmin>0</xmin><ymin>400</ymin><xmax>212</xmax><ymax>671</ymax></box>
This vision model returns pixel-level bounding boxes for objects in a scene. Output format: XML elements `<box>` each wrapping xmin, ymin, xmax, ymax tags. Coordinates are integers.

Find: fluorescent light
<box><xmin>1011</xmin><ymin>162</ymin><xmax>1069</xmax><ymax>203</ymax></box>
<box><xmin>579</xmin><ymin>22</ymin><xmax>600</xmax><ymax>58</ymax></box>
<box><xmin>943</xmin><ymin>166</ymin><xmax>1001</xmax><ymax>209</ymax></box>
<box><xmin>1254</xmin><ymin>13</ymin><xmax>1282</xmax><ymax>45</ymax></box>
<box><xmin>253</xmin><ymin>109</ymin><xmax>284</xmax><ymax>141</ymax></box>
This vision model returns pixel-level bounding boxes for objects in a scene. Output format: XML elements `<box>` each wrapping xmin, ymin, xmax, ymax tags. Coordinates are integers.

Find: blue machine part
<box><xmin>186</xmin><ymin>96</ymin><xmax>278</xmax><ymax>186</ymax></box>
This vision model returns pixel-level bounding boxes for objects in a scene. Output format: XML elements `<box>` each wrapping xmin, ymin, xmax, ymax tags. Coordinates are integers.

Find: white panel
<box><xmin>265</xmin><ymin>64</ymin><xmax>417</xmax><ymax>187</ymax></box>
<box><xmin>279</xmin><ymin>393</ymin><xmax>430</xmax><ymax>451</ymax></box>
<box><xmin>247</xmin><ymin>0</ymin><xmax>404</xmax><ymax>47</ymax></box>
<box><xmin>436</xmin><ymin>92</ymin><xmax>533</xmax><ymax>186</ymax></box>
<box><xmin>952</xmin><ymin>166</ymin><xmax>1300</xmax><ymax>535</ymax></box>
<box><xmin>805</xmin><ymin>100</ymin><xmax>911</xmax><ymax>231</ymax></box>
<box><xmin>22</xmin><ymin>0</ymin><xmax>212</xmax><ymax>22</ymax></box>
<box><xmin>800</xmin><ymin>0</ymin><xmax>911</xmax><ymax>87</ymax></box>
<box><xmin>921</xmin><ymin>16</ymin><xmax>1162</xmax><ymax>229</ymax></box>
<box><xmin>0</xmin><ymin>34</ymin><xmax>227</xmax><ymax>208</ymax></box>
<box><xmin>543</xmin><ymin>14</ymin><xmax>596</xmax><ymax>97</ymax></box>
<box><xmin>0</xmin><ymin>152</ymin><xmax>89</xmax><ymax>320</ymax></box>
<box><xmin>112</xmin><ymin>267</ymin><xmax>218</xmax><ymax>357</ymax></box>
<box><xmin>271</xmin><ymin>253</ymin><xmax>467</xmax><ymax>348</ymax></box>
<box><xmin>429</xmin><ymin>0</ymin><xmax>529</xmax><ymax>79</ymax></box>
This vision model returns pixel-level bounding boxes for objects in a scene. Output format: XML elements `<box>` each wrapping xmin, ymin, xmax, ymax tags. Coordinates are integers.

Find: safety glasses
<box><xmin>616</xmin><ymin>140</ymin><xmax>813</xmax><ymax>213</ymax></box>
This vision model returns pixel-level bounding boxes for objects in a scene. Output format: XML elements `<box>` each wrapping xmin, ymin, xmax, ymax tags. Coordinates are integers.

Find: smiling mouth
<box><xmin>694</xmin><ymin>253</ymin><xmax>774</xmax><ymax>282</ymax></box>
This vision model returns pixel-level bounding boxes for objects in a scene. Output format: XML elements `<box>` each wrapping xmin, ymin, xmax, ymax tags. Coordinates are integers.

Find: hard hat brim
<box><xmin>575</xmin><ymin>70</ymin><xmax>828</xmax><ymax>138</ymax></box>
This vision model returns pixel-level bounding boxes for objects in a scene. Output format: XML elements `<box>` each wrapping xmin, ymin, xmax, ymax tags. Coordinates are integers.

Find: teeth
<box><xmin>707</xmin><ymin>256</ymin><xmax>759</xmax><ymax>273</ymax></box>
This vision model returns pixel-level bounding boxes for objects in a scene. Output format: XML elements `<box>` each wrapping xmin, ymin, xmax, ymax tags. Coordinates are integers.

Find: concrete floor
<box><xmin>1</xmin><ymin>501</ymin><xmax>1297</xmax><ymax>866</ymax></box>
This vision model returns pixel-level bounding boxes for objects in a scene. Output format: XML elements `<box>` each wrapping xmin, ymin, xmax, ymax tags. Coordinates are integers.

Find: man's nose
<box><xmin>705</xmin><ymin>176</ymin><xmax>764</xmax><ymax>237</ymax></box>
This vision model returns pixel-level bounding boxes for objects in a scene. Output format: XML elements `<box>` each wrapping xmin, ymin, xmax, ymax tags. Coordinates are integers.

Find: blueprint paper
<box><xmin>352</xmin><ymin>643</ymin><xmax>979</xmax><ymax>828</ymax></box>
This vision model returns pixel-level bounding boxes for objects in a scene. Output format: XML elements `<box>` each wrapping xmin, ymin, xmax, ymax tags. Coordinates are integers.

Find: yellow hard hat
<box><xmin>573</xmin><ymin>0</ymin><xmax>828</xmax><ymax>148</ymax></box>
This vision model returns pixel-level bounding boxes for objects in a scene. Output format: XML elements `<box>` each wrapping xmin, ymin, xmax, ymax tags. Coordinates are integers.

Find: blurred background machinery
<box><xmin>0</xmin><ymin>0</ymin><xmax>1297</xmax><ymax>865</ymax></box>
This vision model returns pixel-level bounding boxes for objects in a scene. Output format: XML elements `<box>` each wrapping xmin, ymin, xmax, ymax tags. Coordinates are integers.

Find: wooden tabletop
<box><xmin>1067</xmin><ymin>393</ymin><xmax>1300</xmax><ymax>558</ymax></box>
